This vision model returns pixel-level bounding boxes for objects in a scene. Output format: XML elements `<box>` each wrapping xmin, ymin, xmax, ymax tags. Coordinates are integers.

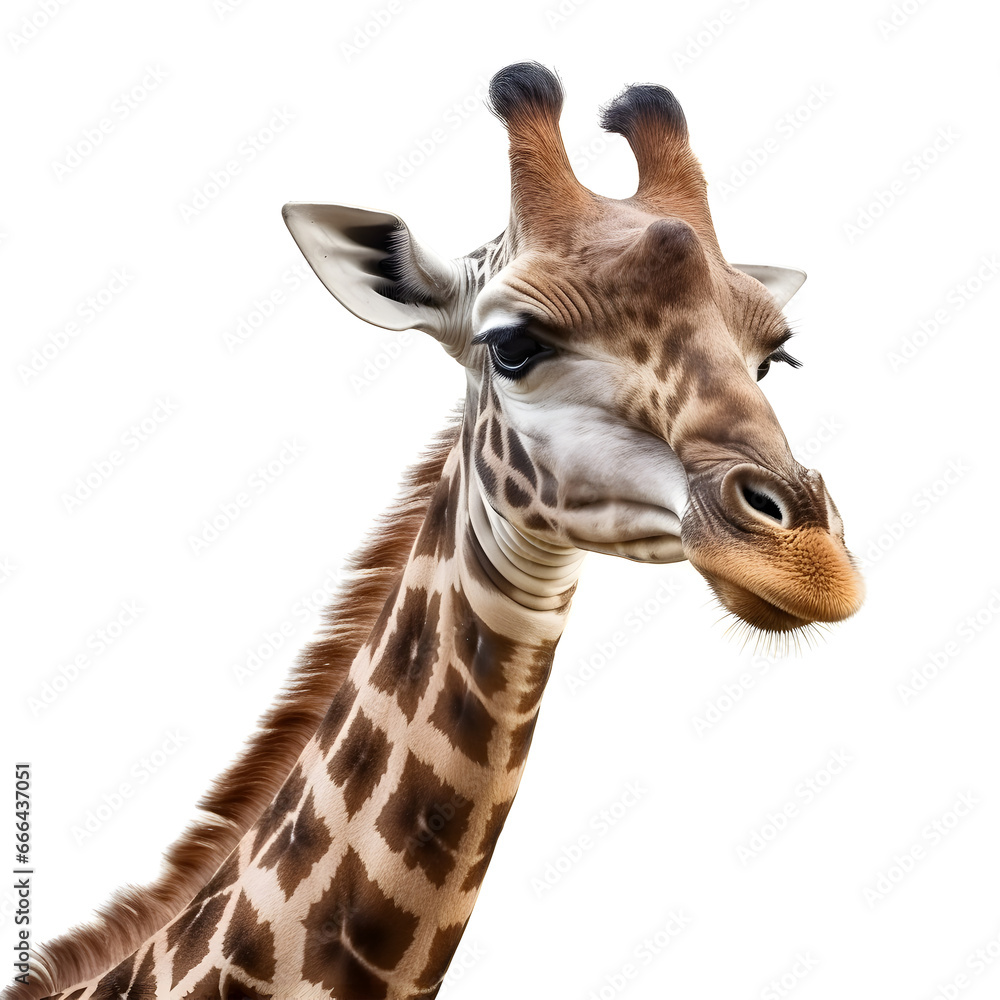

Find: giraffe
<box><xmin>9</xmin><ymin>62</ymin><xmax>864</xmax><ymax>1000</ymax></box>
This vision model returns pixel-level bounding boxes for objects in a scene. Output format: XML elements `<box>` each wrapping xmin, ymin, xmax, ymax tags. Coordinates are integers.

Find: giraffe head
<box><xmin>284</xmin><ymin>63</ymin><xmax>863</xmax><ymax>636</ymax></box>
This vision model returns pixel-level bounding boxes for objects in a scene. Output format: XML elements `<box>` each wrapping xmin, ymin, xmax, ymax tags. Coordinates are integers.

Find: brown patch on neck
<box><xmin>21</xmin><ymin>416</ymin><xmax>462</xmax><ymax>1000</ymax></box>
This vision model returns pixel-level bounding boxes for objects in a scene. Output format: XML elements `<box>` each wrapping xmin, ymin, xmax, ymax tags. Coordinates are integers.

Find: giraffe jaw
<box><xmin>562</xmin><ymin>502</ymin><xmax>687</xmax><ymax>563</ymax></box>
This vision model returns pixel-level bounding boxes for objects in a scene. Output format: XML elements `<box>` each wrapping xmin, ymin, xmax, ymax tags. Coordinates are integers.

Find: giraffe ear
<box><xmin>732</xmin><ymin>264</ymin><xmax>807</xmax><ymax>309</ymax></box>
<box><xmin>282</xmin><ymin>202</ymin><xmax>468</xmax><ymax>349</ymax></box>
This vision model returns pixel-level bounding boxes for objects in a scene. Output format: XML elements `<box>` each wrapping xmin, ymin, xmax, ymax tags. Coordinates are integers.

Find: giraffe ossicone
<box><xmin>11</xmin><ymin>62</ymin><xmax>863</xmax><ymax>1000</ymax></box>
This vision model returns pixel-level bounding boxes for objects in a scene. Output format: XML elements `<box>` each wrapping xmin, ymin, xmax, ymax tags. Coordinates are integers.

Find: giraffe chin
<box><xmin>700</xmin><ymin>573</ymin><xmax>815</xmax><ymax>633</ymax></box>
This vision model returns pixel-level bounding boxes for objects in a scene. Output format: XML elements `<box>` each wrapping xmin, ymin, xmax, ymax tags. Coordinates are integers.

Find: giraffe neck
<box><xmin>66</xmin><ymin>410</ymin><xmax>582</xmax><ymax>1000</ymax></box>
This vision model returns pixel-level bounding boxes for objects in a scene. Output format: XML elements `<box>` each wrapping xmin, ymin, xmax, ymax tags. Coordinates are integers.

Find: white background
<box><xmin>4</xmin><ymin>0</ymin><xmax>1000</xmax><ymax>997</ymax></box>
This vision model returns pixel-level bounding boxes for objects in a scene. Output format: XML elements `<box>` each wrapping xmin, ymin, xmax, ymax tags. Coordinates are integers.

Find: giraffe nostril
<box><xmin>741</xmin><ymin>485</ymin><xmax>782</xmax><ymax>522</ymax></box>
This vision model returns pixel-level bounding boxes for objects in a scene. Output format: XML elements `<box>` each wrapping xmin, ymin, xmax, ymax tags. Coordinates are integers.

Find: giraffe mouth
<box><xmin>576</xmin><ymin>533</ymin><xmax>687</xmax><ymax>563</ymax></box>
<box><xmin>688</xmin><ymin>536</ymin><xmax>865</xmax><ymax>634</ymax></box>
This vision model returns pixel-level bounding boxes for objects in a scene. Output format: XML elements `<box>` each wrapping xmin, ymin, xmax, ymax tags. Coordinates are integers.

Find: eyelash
<box><xmin>770</xmin><ymin>347</ymin><xmax>802</xmax><ymax>368</ymax></box>
<box><xmin>756</xmin><ymin>347</ymin><xmax>802</xmax><ymax>381</ymax></box>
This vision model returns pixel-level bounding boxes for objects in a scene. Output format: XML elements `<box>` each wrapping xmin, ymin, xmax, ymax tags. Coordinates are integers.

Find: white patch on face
<box><xmin>482</xmin><ymin>346</ymin><xmax>691</xmax><ymax>564</ymax></box>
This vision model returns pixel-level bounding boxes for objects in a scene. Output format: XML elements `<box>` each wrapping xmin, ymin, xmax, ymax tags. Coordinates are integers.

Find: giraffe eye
<box><xmin>481</xmin><ymin>328</ymin><xmax>554</xmax><ymax>379</ymax></box>
<box><xmin>756</xmin><ymin>346</ymin><xmax>801</xmax><ymax>382</ymax></box>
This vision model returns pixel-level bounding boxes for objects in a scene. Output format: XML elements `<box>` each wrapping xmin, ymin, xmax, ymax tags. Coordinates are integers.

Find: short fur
<box><xmin>599</xmin><ymin>82</ymin><xmax>689</xmax><ymax>141</ymax></box>
<box><xmin>8</xmin><ymin>416</ymin><xmax>463</xmax><ymax>1000</ymax></box>
<box><xmin>486</xmin><ymin>60</ymin><xmax>564</xmax><ymax>126</ymax></box>
<box><xmin>600</xmin><ymin>83</ymin><xmax>717</xmax><ymax>246</ymax></box>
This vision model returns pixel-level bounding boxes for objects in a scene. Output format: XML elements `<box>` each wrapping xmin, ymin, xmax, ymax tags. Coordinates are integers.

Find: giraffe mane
<box><xmin>13</xmin><ymin>413</ymin><xmax>463</xmax><ymax>1000</ymax></box>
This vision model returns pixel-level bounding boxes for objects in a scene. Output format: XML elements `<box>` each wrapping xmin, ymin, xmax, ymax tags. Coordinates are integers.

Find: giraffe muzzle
<box><xmin>681</xmin><ymin>462</ymin><xmax>865</xmax><ymax>632</ymax></box>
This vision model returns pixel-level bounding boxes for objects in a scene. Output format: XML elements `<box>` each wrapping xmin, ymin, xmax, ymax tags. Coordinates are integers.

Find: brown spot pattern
<box><xmin>429</xmin><ymin>665</ymin><xmax>496</xmax><ymax>767</ymax></box>
<box><xmin>301</xmin><ymin>846</ymin><xmax>419</xmax><ymax>997</ymax></box>
<box><xmin>376</xmin><ymin>751</ymin><xmax>474</xmax><ymax>887</ymax></box>
<box><xmin>130</xmin><ymin>945</ymin><xmax>157</xmax><ymax>998</ymax></box>
<box><xmin>507</xmin><ymin>712</ymin><xmax>539</xmax><ymax>771</ymax></box>
<box><xmin>371</xmin><ymin>586</ymin><xmax>441</xmax><ymax>721</ymax></box>
<box><xmin>629</xmin><ymin>337</ymin><xmax>652</xmax><ymax>364</ymax></box>
<box><xmin>258</xmin><ymin>789</ymin><xmax>332</xmax><ymax>901</ymax></box>
<box><xmin>251</xmin><ymin>763</ymin><xmax>307</xmax><ymax>858</ymax></box>
<box><xmin>489</xmin><ymin>416</ymin><xmax>505</xmax><ymax>460</ymax></box>
<box><xmin>517</xmin><ymin>642</ymin><xmax>558</xmax><ymax>711</ymax></box>
<box><xmin>180</xmin><ymin>967</ymin><xmax>223</xmax><ymax>999</ymax></box>
<box><xmin>364</xmin><ymin>580</ymin><xmax>401</xmax><ymax>657</ymax></box>
<box><xmin>539</xmin><ymin>464</ymin><xmax>559</xmax><ymax>507</ymax></box>
<box><xmin>505</xmin><ymin>427</ymin><xmax>537</xmax><ymax>487</ymax></box>
<box><xmin>461</xmin><ymin>797</ymin><xmax>515</xmax><ymax>891</ymax></box>
<box><xmin>414</xmin><ymin>473</ymin><xmax>458</xmax><ymax>562</ymax></box>
<box><xmin>450</xmin><ymin>587</ymin><xmax>513</xmax><ymax>698</ymax></box>
<box><xmin>503</xmin><ymin>476</ymin><xmax>532</xmax><ymax>508</ymax></box>
<box><xmin>168</xmin><ymin>892</ymin><xmax>232</xmax><ymax>989</ymax></box>
<box><xmin>221</xmin><ymin>890</ymin><xmax>276</xmax><ymax>982</ymax></box>
<box><xmin>91</xmin><ymin>949</ymin><xmax>134</xmax><ymax>999</ymax></box>
<box><xmin>413</xmin><ymin>921</ymin><xmax>469</xmax><ymax>992</ymax></box>
<box><xmin>327</xmin><ymin>709</ymin><xmax>392</xmax><ymax>817</ymax></box>
<box><xmin>316</xmin><ymin>677</ymin><xmax>359</xmax><ymax>757</ymax></box>
<box><xmin>473</xmin><ymin>445</ymin><xmax>498</xmax><ymax>497</ymax></box>
<box><xmin>221</xmin><ymin>976</ymin><xmax>272</xmax><ymax>1000</ymax></box>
